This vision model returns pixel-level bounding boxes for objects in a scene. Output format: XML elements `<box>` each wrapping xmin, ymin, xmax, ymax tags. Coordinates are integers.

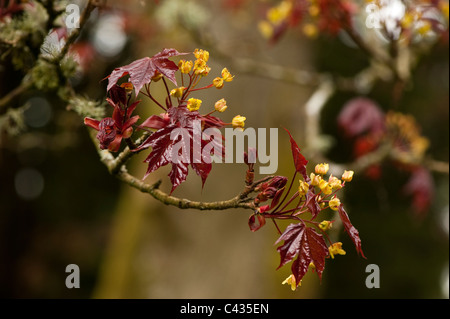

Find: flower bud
<box><xmin>170</xmin><ymin>87</ymin><xmax>186</xmax><ymax>98</ymax></box>
<box><xmin>213</xmin><ymin>77</ymin><xmax>224</xmax><ymax>89</ymax></box>
<box><xmin>310</xmin><ymin>173</ymin><xmax>322</xmax><ymax>186</ymax></box>
<box><xmin>214</xmin><ymin>98</ymin><xmax>227</xmax><ymax>112</ymax></box>
<box><xmin>319</xmin><ymin>220</ymin><xmax>333</xmax><ymax>231</ymax></box>
<box><xmin>298</xmin><ymin>180</ymin><xmax>309</xmax><ymax>196</ymax></box>
<box><xmin>151</xmin><ymin>71</ymin><xmax>163</xmax><ymax>82</ymax></box>
<box><xmin>342</xmin><ymin>170</ymin><xmax>354</xmax><ymax>182</ymax></box>
<box><xmin>232</xmin><ymin>115</ymin><xmax>246</xmax><ymax>130</ymax></box>
<box><xmin>328</xmin><ymin>175</ymin><xmax>342</xmax><ymax>190</ymax></box>
<box><xmin>221</xmin><ymin>68</ymin><xmax>234</xmax><ymax>82</ymax></box>
<box><xmin>319</xmin><ymin>179</ymin><xmax>333</xmax><ymax>195</ymax></box>
<box><xmin>315</xmin><ymin>163</ymin><xmax>329</xmax><ymax>175</ymax></box>
<box><xmin>178</xmin><ymin>60</ymin><xmax>193</xmax><ymax>74</ymax></box>
<box><xmin>328</xmin><ymin>196</ymin><xmax>341</xmax><ymax>211</ymax></box>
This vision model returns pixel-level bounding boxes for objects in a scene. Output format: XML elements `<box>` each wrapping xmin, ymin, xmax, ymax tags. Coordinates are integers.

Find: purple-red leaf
<box><xmin>248</xmin><ymin>213</ymin><xmax>266</xmax><ymax>232</ymax></box>
<box><xmin>169</xmin><ymin>160</ymin><xmax>189</xmax><ymax>194</ymax></box>
<box><xmin>108</xmin><ymin>84</ymin><xmax>127</xmax><ymax>106</ymax></box>
<box><xmin>403</xmin><ymin>167</ymin><xmax>434</xmax><ymax>217</ymax></box>
<box><xmin>305</xmin><ymin>189</ymin><xmax>321</xmax><ymax>220</ymax></box>
<box><xmin>191</xmin><ymin>162</ymin><xmax>212</xmax><ymax>188</ymax></box>
<box><xmin>284</xmin><ymin>128</ymin><xmax>308</xmax><ymax>180</ymax></box>
<box><xmin>275</xmin><ymin>223</ymin><xmax>329</xmax><ymax>285</ymax></box>
<box><xmin>140</xmin><ymin>125</ymin><xmax>175</xmax><ymax>179</ymax></box>
<box><xmin>106</xmin><ymin>48</ymin><xmax>187</xmax><ymax>97</ymax></box>
<box><xmin>338</xmin><ymin>97</ymin><xmax>385</xmax><ymax>138</ymax></box>
<box><xmin>133</xmin><ymin>105</ymin><xmax>227</xmax><ymax>192</ymax></box>
<box><xmin>338</xmin><ymin>205</ymin><xmax>366</xmax><ymax>259</ymax></box>
<box><xmin>139</xmin><ymin>114</ymin><xmax>170</xmax><ymax>130</ymax></box>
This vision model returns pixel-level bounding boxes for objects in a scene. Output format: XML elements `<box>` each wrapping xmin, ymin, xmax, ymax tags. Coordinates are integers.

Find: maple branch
<box><xmin>87</xmin><ymin>129</ymin><xmax>272</xmax><ymax>211</ymax></box>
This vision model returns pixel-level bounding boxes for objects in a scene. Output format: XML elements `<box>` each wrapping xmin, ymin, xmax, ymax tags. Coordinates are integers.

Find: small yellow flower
<box><xmin>214</xmin><ymin>98</ymin><xmax>228</xmax><ymax>113</ymax></box>
<box><xmin>342</xmin><ymin>170</ymin><xmax>354</xmax><ymax>182</ymax></box>
<box><xmin>267</xmin><ymin>0</ymin><xmax>292</xmax><ymax>25</ymax></box>
<box><xmin>258</xmin><ymin>21</ymin><xmax>274</xmax><ymax>39</ymax></box>
<box><xmin>194</xmin><ymin>49</ymin><xmax>209</xmax><ymax>62</ymax></box>
<box><xmin>319</xmin><ymin>179</ymin><xmax>333</xmax><ymax>195</ymax></box>
<box><xmin>401</xmin><ymin>12</ymin><xmax>416</xmax><ymax>29</ymax></box>
<box><xmin>329</xmin><ymin>242</ymin><xmax>346</xmax><ymax>259</ymax></box>
<box><xmin>170</xmin><ymin>87</ymin><xmax>186</xmax><ymax>98</ymax></box>
<box><xmin>302</xmin><ymin>23</ymin><xmax>318</xmax><ymax>38</ymax></box>
<box><xmin>282</xmin><ymin>274</ymin><xmax>300</xmax><ymax>291</ymax></box>
<box><xmin>310</xmin><ymin>173</ymin><xmax>322</xmax><ymax>186</ymax></box>
<box><xmin>151</xmin><ymin>71</ymin><xmax>163</xmax><ymax>82</ymax></box>
<box><xmin>315</xmin><ymin>163</ymin><xmax>329</xmax><ymax>175</ymax></box>
<box><xmin>417</xmin><ymin>21</ymin><xmax>432</xmax><ymax>36</ymax></box>
<box><xmin>187</xmin><ymin>98</ymin><xmax>202</xmax><ymax>112</ymax></box>
<box><xmin>328</xmin><ymin>196</ymin><xmax>341</xmax><ymax>211</ymax></box>
<box><xmin>178</xmin><ymin>60</ymin><xmax>193</xmax><ymax>74</ymax></box>
<box><xmin>328</xmin><ymin>175</ymin><xmax>342</xmax><ymax>190</ymax></box>
<box><xmin>221</xmin><ymin>68</ymin><xmax>234</xmax><ymax>82</ymax></box>
<box><xmin>232</xmin><ymin>115</ymin><xmax>246</xmax><ymax>129</ymax></box>
<box><xmin>309</xmin><ymin>262</ymin><xmax>316</xmax><ymax>270</ymax></box>
<box><xmin>194</xmin><ymin>60</ymin><xmax>211</xmax><ymax>76</ymax></box>
<box><xmin>319</xmin><ymin>220</ymin><xmax>333</xmax><ymax>231</ymax></box>
<box><xmin>213</xmin><ymin>77</ymin><xmax>224</xmax><ymax>89</ymax></box>
<box><xmin>298</xmin><ymin>180</ymin><xmax>309</xmax><ymax>196</ymax></box>
<box><xmin>308</xmin><ymin>4</ymin><xmax>320</xmax><ymax>17</ymax></box>
<box><xmin>120</xmin><ymin>82</ymin><xmax>134</xmax><ymax>94</ymax></box>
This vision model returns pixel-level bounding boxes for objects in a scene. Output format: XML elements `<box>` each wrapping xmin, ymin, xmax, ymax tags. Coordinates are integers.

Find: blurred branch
<box><xmin>0</xmin><ymin>77</ymin><xmax>33</xmax><ymax>115</ymax></box>
<box><xmin>49</xmin><ymin>0</ymin><xmax>97</xmax><ymax>65</ymax></box>
<box><xmin>425</xmin><ymin>159</ymin><xmax>449</xmax><ymax>175</ymax></box>
<box><xmin>0</xmin><ymin>0</ymin><xmax>98</xmax><ymax>115</ymax></box>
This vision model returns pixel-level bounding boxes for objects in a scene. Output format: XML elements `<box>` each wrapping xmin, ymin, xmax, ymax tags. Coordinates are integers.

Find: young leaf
<box><xmin>248</xmin><ymin>212</ymin><xmax>266</xmax><ymax>232</ymax></box>
<box><xmin>275</xmin><ymin>223</ymin><xmax>329</xmax><ymax>284</ymax></box>
<box><xmin>133</xmin><ymin>105</ymin><xmax>226</xmax><ymax>192</ymax></box>
<box><xmin>338</xmin><ymin>205</ymin><xmax>366</xmax><ymax>259</ymax></box>
<box><xmin>106</xmin><ymin>48</ymin><xmax>187</xmax><ymax>97</ymax></box>
<box><xmin>284</xmin><ymin>128</ymin><xmax>308</xmax><ymax>180</ymax></box>
<box><xmin>305</xmin><ymin>189</ymin><xmax>321</xmax><ymax>220</ymax></box>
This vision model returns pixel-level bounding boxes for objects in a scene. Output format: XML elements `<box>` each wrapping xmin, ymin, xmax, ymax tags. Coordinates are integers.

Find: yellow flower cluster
<box><xmin>258</xmin><ymin>0</ymin><xmax>320</xmax><ymax>39</ymax></box>
<box><xmin>385</xmin><ymin>111</ymin><xmax>430</xmax><ymax>163</ymax></box>
<box><xmin>397</xmin><ymin>0</ymin><xmax>449</xmax><ymax>38</ymax></box>
<box><xmin>176</xmin><ymin>49</ymin><xmax>245</xmax><ymax>130</ymax></box>
<box><xmin>258</xmin><ymin>0</ymin><xmax>293</xmax><ymax>39</ymax></box>
<box><xmin>213</xmin><ymin>68</ymin><xmax>234</xmax><ymax>89</ymax></box>
<box><xmin>298</xmin><ymin>163</ymin><xmax>354</xmax><ymax>212</ymax></box>
<box><xmin>193</xmin><ymin>49</ymin><xmax>211</xmax><ymax>76</ymax></box>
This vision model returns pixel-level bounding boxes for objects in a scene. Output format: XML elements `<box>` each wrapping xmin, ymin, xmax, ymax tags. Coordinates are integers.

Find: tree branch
<box><xmin>87</xmin><ymin>129</ymin><xmax>272</xmax><ymax>211</ymax></box>
<box><xmin>0</xmin><ymin>0</ymin><xmax>98</xmax><ymax>115</ymax></box>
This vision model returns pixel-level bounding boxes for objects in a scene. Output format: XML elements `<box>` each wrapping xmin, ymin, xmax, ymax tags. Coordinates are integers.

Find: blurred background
<box><xmin>0</xmin><ymin>0</ymin><xmax>448</xmax><ymax>298</ymax></box>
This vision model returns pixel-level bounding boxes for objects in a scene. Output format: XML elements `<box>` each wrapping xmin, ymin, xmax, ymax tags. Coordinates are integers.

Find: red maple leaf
<box><xmin>106</xmin><ymin>48</ymin><xmax>187</xmax><ymax>97</ymax></box>
<box><xmin>134</xmin><ymin>106</ymin><xmax>225</xmax><ymax>193</ymax></box>
<box><xmin>338</xmin><ymin>205</ymin><xmax>366</xmax><ymax>259</ymax></box>
<box><xmin>284</xmin><ymin>129</ymin><xmax>309</xmax><ymax>181</ymax></box>
<box><xmin>275</xmin><ymin>223</ymin><xmax>329</xmax><ymax>285</ymax></box>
